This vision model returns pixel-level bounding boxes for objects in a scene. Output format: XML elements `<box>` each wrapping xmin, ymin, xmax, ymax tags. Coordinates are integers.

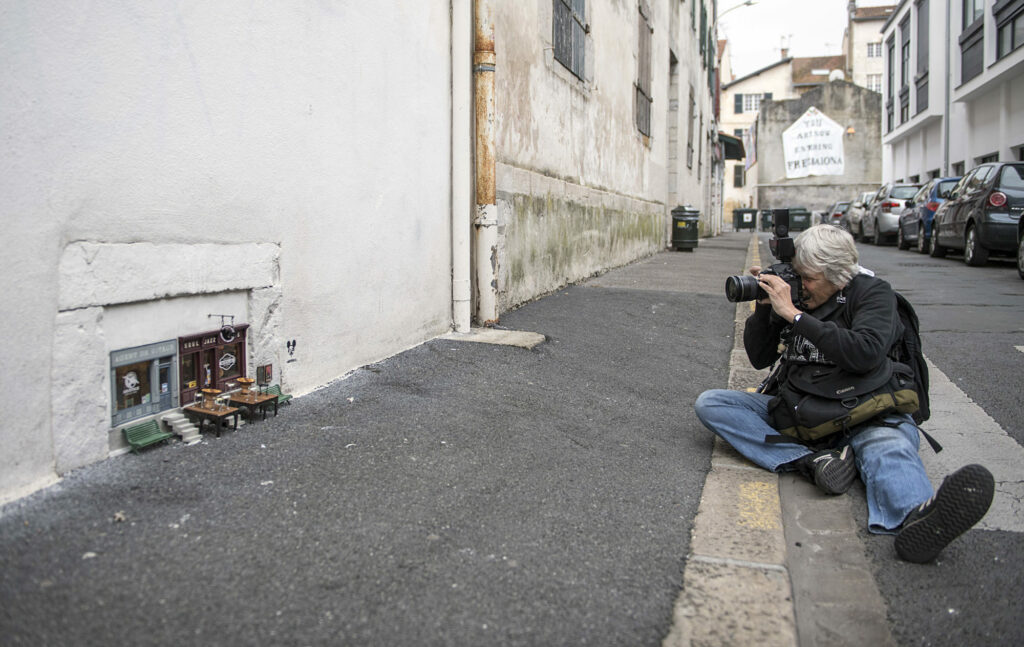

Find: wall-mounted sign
<box><xmin>257</xmin><ymin>364</ymin><xmax>273</xmax><ymax>386</ymax></box>
<box><xmin>782</xmin><ymin>106</ymin><xmax>844</xmax><ymax>179</ymax></box>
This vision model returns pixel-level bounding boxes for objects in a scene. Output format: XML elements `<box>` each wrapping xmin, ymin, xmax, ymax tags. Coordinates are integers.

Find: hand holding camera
<box><xmin>725</xmin><ymin>209</ymin><xmax>806</xmax><ymax>322</ymax></box>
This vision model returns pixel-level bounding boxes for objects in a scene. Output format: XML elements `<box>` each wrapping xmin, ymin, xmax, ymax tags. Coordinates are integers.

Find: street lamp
<box><xmin>717</xmin><ymin>0</ymin><xmax>758</xmax><ymax>29</ymax></box>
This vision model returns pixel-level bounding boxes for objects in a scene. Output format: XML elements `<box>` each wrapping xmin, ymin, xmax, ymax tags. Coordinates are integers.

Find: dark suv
<box><xmin>931</xmin><ymin>163</ymin><xmax>1024</xmax><ymax>266</ymax></box>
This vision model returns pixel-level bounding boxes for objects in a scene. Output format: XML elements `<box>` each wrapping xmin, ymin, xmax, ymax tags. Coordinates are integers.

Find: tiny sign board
<box><xmin>257</xmin><ymin>364</ymin><xmax>273</xmax><ymax>386</ymax></box>
<box><xmin>782</xmin><ymin>106</ymin><xmax>844</xmax><ymax>179</ymax></box>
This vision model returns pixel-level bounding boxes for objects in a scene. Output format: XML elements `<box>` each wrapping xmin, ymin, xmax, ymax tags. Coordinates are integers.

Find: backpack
<box><xmin>888</xmin><ymin>291</ymin><xmax>930</xmax><ymax>424</ymax></box>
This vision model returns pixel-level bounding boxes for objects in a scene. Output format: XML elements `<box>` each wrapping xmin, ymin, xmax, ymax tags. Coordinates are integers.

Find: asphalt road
<box><xmin>820</xmin><ymin>236</ymin><xmax>1024</xmax><ymax>647</ymax></box>
<box><xmin>0</xmin><ymin>237</ymin><xmax>747</xmax><ymax>646</ymax></box>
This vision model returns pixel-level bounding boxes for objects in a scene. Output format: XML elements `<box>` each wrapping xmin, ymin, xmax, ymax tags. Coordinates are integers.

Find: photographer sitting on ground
<box><xmin>694</xmin><ymin>224</ymin><xmax>994</xmax><ymax>563</ymax></box>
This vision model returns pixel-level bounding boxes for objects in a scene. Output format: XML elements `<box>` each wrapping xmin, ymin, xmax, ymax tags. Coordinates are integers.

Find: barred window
<box><xmin>554</xmin><ymin>0</ymin><xmax>586</xmax><ymax>80</ymax></box>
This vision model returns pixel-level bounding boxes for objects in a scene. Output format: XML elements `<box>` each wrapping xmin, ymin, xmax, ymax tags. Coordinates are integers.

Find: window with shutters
<box><xmin>636</xmin><ymin>2</ymin><xmax>653</xmax><ymax>136</ymax></box>
<box><xmin>915</xmin><ymin>0</ymin><xmax>929</xmax><ymax>113</ymax></box>
<box><xmin>960</xmin><ymin>0</ymin><xmax>984</xmax><ymax>83</ymax></box>
<box><xmin>733</xmin><ymin>164</ymin><xmax>744</xmax><ymax>188</ymax></box>
<box><xmin>899</xmin><ymin>15</ymin><xmax>911</xmax><ymax>123</ymax></box>
<box><xmin>553</xmin><ymin>0</ymin><xmax>586</xmax><ymax>80</ymax></box>
<box><xmin>886</xmin><ymin>35</ymin><xmax>896</xmax><ymax>131</ymax></box>
<box><xmin>996</xmin><ymin>0</ymin><xmax>1024</xmax><ymax>60</ymax></box>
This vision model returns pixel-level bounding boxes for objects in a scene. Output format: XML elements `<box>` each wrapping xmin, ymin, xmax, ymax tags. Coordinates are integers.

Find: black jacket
<box><xmin>744</xmin><ymin>273</ymin><xmax>901</xmax><ymax>379</ymax></box>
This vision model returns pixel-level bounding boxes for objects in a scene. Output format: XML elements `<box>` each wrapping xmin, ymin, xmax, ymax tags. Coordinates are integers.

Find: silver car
<box><xmin>846</xmin><ymin>191</ymin><xmax>876</xmax><ymax>235</ymax></box>
<box><xmin>862</xmin><ymin>183</ymin><xmax>922</xmax><ymax>245</ymax></box>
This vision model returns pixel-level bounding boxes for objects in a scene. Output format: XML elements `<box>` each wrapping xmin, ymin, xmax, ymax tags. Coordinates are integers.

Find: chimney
<box><xmin>781</xmin><ymin>48</ymin><xmax>789</xmax><ymax>59</ymax></box>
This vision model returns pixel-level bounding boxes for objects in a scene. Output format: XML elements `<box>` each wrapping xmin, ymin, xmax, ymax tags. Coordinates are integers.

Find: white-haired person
<box><xmin>694</xmin><ymin>224</ymin><xmax>994</xmax><ymax>563</ymax></box>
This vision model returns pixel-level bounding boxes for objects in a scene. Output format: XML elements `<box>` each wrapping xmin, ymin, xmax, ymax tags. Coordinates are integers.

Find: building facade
<box><xmin>755</xmin><ymin>81</ymin><xmax>883</xmax><ymax>211</ymax></box>
<box><xmin>0</xmin><ymin>1</ymin><xmax>719</xmax><ymax>504</ymax></box>
<box><xmin>720</xmin><ymin>57</ymin><xmax>797</xmax><ymax>217</ymax></box>
<box><xmin>844</xmin><ymin>3</ymin><xmax>897</xmax><ymax>93</ymax></box>
<box><xmin>881</xmin><ymin>0</ymin><xmax>1024</xmax><ymax>183</ymax></box>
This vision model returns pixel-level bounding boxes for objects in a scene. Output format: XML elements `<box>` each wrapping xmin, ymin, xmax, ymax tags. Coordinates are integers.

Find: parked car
<box><xmin>824</xmin><ymin>201</ymin><xmax>851</xmax><ymax>228</ymax></box>
<box><xmin>846</xmin><ymin>191</ymin><xmax>877</xmax><ymax>235</ymax></box>
<box><xmin>1018</xmin><ymin>215</ymin><xmax>1024</xmax><ymax>279</ymax></box>
<box><xmin>862</xmin><ymin>183</ymin><xmax>921</xmax><ymax>245</ymax></box>
<box><xmin>931</xmin><ymin>162</ymin><xmax>1024</xmax><ymax>266</ymax></box>
<box><xmin>897</xmin><ymin>176</ymin><xmax>961</xmax><ymax>252</ymax></box>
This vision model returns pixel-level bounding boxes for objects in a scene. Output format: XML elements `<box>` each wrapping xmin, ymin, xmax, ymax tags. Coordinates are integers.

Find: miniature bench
<box><xmin>265</xmin><ymin>384</ymin><xmax>293</xmax><ymax>405</ymax></box>
<box><xmin>123</xmin><ymin>419</ymin><xmax>174</xmax><ymax>454</ymax></box>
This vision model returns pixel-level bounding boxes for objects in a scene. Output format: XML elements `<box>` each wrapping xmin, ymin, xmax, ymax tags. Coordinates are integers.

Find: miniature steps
<box><xmin>161</xmin><ymin>412</ymin><xmax>202</xmax><ymax>445</ymax></box>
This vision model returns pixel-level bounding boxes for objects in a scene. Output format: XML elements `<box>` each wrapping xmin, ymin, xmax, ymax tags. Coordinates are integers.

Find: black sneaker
<box><xmin>798</xmin><ymin>446</ymin><xmax>857</xmax><ymax>495</ymax></box>
<box><xmin>895</xmin><ymin>464</ymin><xmax>995</xmax><ymax>564</ymax></box>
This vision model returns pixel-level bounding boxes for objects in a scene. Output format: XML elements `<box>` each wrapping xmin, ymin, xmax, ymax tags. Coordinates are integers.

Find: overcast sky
<box><xmin>718</xmin><ymin>0</ymin><xmax>893</xmax><ymax>80</ymax></box>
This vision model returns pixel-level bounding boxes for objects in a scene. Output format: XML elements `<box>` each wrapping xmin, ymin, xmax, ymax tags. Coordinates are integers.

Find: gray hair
<box><xmin>793</xmin><ymin>224</ymin><xmax>859</xmax><ymax>287</ymax></box>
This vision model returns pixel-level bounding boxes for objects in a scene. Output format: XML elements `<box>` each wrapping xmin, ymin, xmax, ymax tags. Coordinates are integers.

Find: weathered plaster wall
<box><xmin>496</xmin><ymin>164</ymin><xmax>662</xmax><ymax>309</ymax></box>
<box><xmin>756</xmin><ymin>81</ymin><xmax>882</xmax><ymax>211</ymax></box>
<box><xmin>0</xmin><ymin>1</ymin><xmax>453</xmax><ymax>502</ymax></box>
<box><xmin>491</xmin><ymin>0</ymin><xmax>710</xmax><ymax>309</ymax></box>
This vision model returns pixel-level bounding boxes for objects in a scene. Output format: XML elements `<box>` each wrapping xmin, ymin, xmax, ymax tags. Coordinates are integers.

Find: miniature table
<box><xmin>183</xmin><ymin>404</ymin><xmax>240</xmax><ymax>437</ymax></box>
<box><xmin>226</xmin><ymin>392</ymin><xmax>279</xmax><ymax>421</ymax></box>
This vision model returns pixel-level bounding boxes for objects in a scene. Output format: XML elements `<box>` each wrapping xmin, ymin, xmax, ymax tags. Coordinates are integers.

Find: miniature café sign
<box><xmin>782</xmin><ymin>106</ymin><xmax>844</xmax><ymax>179</ymax></box>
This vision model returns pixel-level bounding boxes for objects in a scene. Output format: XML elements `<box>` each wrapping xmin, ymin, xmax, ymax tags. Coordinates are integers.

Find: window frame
<box><xmin>635</xmin><ymin>1</ymin><xmax>653</xmax><ymax>136</ymax></box>
<box><xmin>995</xmin><ymin>0</ymin><xmax>1024</xmax><ymax>60</ymax></box>
<box><xmin>915</xmin><ymin>0</ymin><xmax>930</xmax><ymax>113</ymax></box>
<box><xmin>110</xmin><ymin>340</ymin><xmax>179</xmax><ymax>426</ymax></box>
<box><xmin>553</xmin><ymin>0</ymin><xmax>587</xmax><ymax>80</ymax></box>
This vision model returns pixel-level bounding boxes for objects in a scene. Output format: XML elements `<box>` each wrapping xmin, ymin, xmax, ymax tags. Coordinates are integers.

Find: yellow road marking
<box><xmin>737</xmin><ymin>481</ymin><xmax>781</xmax><ymax>531</ymax></box>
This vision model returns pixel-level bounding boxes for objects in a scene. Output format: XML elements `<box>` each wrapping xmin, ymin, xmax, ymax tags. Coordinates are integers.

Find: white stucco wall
<box><xmin>0</xmin><ymin>1</ymin><xmax>454</xmax><ymax>502</ymax></box>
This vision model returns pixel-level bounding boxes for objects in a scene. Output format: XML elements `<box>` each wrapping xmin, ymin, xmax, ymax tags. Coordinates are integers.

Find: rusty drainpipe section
<box><xmin>473</xmin><ymin>0</ymin><xmax>499</xmax><ymax>326</ymax></box>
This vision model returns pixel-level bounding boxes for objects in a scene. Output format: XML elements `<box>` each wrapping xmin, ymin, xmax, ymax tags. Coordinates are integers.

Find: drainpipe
<box><xmin>473</xmin><ymin>0</ymin><xmax>499</xmax><ymax>326</ymax></box>
<box><xmin>942</xmin><ymin>0</ymin><xmax>951</xmax><ymax>175</ymax></box>
<box><xmin>452</xmin><ymin>0</ymin><xmax>472</xmax><ymax>332</ymax></box>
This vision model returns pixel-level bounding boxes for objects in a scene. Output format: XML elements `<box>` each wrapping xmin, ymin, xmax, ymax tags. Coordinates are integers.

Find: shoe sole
<box><xmin>814</xmin><ymin>446</ymin><xmax>856</xmax><ymax>495</ymax></box>
<box><xmin>895</xmin><ymin>464</ymin><xmax>995</xmax><ymax>564</ymax></box>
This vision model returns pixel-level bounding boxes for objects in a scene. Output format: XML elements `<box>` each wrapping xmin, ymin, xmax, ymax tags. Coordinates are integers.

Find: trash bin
<box><xmin>788</xmin><ymin>207</ymin><xmax>812</xmax><ymax>231</ymax></box>
<box><xmin>733</xmin><ymin>209</ymin><xmax>757</xmax><ymax>231</ymax></box>
<box><xmin>760</xmin><ymin>209</ymin><xmax>773</xmax><ymax>231</ymax></box>
<box><xmin>671</xmin><ymin>206</ymin><xmax>700</xmax><ymax>251</ymax></box>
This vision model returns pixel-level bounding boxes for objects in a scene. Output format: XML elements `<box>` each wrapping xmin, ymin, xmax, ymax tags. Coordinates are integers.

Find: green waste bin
<box><xmin>733</xmin><ymin>209</ymin><xmax>757</xmax><ymax>231</ymax></box>
<box><xmin>788</xmin><ymin>207</ymin><xmax>812</xmax><ymax>231</ymax></box>
<box><xmin>760</xmin><ymin>209</ymin><xmax>773</xmax><ymax>231</ymax></box>
<box><xmin>671</xmin><ymin>207</ymin><xmax>700</xmax><ymax>251</ymax></box>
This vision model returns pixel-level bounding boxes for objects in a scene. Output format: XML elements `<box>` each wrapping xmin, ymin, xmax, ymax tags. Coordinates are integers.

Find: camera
<box><xmin>725</xmin><ymin>209</ymin><xmax>804</xmax><ymax>307</ymax></box>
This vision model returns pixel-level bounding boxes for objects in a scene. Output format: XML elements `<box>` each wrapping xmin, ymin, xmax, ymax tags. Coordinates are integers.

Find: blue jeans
<box><xmin>694</xmin><ymin>389</ymin><xmax>935</xmax><ymax>533</ymax></box>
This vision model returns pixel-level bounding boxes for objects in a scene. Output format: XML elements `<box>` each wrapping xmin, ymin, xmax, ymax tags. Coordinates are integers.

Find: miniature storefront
<box><xmin>178</xmin><ymin>324</ymin><xmax>250</xmax><ymax>408</ymax></box>
<box><xmin>109</xmin><ymin>324</ymin><xmax>250</xmax><ymax>427</ymax></box>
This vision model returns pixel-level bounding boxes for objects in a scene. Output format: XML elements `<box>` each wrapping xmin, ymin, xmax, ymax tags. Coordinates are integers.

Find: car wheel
<box><xmin>929</xmin><ymin>223</ymin><xmax>947</xmax><ymax>258</ymax></box>
<box><xmin>916</xmin><ymin>224</ymin><xmax>930</xmax><ymax>254</ymax></box>
<box><xmin>873</xmin><ymin>220</ymin><xmax>884</xmax><ymax>245</ymax></box>
<box><xmin>897</xmin><ymin>225</ymin><xmax>910</xmax><ymax>250</ymax></box>
<box><xmin>1017</xmin><ymin>231</ymin><xmax>1024</xmax><ymax>280</ymax></box>
<box><xmin>964</xmin><ymin>224</ymin><xmax>989</xmax><ymax>266</ymax></box>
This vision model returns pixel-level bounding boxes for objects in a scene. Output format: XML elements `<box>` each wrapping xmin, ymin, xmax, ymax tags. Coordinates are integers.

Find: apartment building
<box><xmin>881</xmin><ymin>0</ymin><xmax>1024</xmax><ymax>182</ymax></box>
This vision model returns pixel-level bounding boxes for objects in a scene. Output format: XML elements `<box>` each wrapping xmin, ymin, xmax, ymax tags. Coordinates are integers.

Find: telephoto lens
<box><xmin>725</xmin><ymin>274</ymin><xmax>763</xmax><ymax>302</ymax></box>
